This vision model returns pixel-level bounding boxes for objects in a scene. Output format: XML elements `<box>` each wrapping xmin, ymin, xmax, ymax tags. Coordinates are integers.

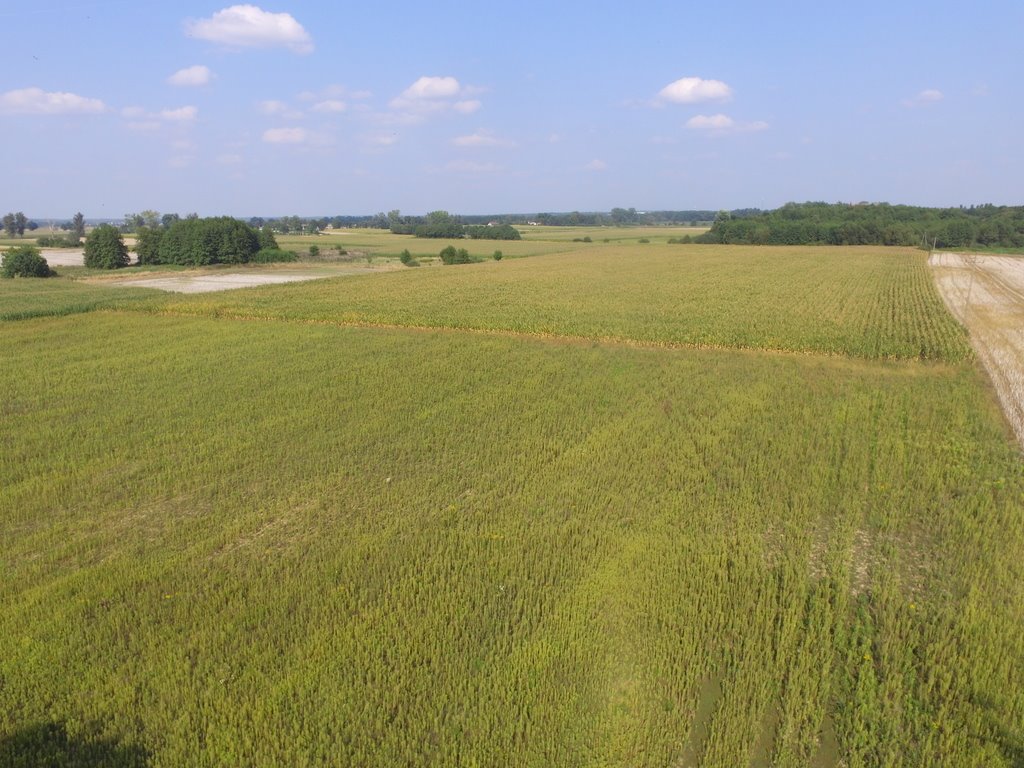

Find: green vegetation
<box><xmin>148</xmin><ymin>246</ymin><xmax>968</xmax><ymax>362</ymax></box>
<box><xmin>0</xmin><ymin>277</ymin><xmax>159</xmax><ymax>320</ymax></box>
<box><xmin>1</xmin><ymin>240</ymin><xmax>1021</xmax><ymax>766</ymax></box>
<box><xmin>84</xmin><ymin>224</ymin><xmax>130</xmax><ymax>269</ymax></box>
<box><xmin>1</xmin><ymin>245</ymin><xmax>52</xmax><ymax>278</ymax></box>
<box><xmin>439</xmin><ymin>244</ymin><xmax>475</xmax><ymax>264</ymax></box>
<box><xmin>251</xmin><ymin>247</ymin><xmax>298</xmax><ymax>263</ymax></box>
<box><xmin>34</xmin><ymin>234</ymin><xmax>82</xmax><ymax>247</ymax></box>
<box><xmin>698</xmin><ymin>201</ymin><xmax>1024</xmax><ymax>248</ymax></box>
<box><xmin>147</xmin><ymin>217</ymin><xmax>262</xmax><ymax>266</ymax></box>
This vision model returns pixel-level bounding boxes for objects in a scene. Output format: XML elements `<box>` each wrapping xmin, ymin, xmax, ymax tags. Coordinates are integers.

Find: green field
<box><xmin>2</xmin><ymin>241</ymin><xmax>1022</xmax><ymax>766</ymax></box>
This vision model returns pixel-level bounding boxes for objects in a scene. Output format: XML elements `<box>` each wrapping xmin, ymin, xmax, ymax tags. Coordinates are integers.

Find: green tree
<box><xmin>72</xmin><ymin>212</ymin><xmax>86</xmax><ymax>240</ymax></box>
<box><xmin>84</xmin><ymin>224</ymin><xmax>130</xmax><ymax>269</ymax></box>
<box><xmin>258</xmin><ymin>226</ymin><xmax>278</xmax><ymax>250</ymax></box>
<box><xmin>135</xmin><ymin>227</ymin><xmax>165</xmax><ymax>265</ymax></box>
<box><xmin>2</xmin><ymin>213</ymin><xmax>15</xmax><ymax>237</ymax></box>
<box><xmin>1</xmin><ymin>245</ymin><xmax>52</xmax><ymax>277</ymax></box>
<box><xmin>14</xmin><ymin>212</ymin><xmax>27</xmax><ymax>236</ymax></box>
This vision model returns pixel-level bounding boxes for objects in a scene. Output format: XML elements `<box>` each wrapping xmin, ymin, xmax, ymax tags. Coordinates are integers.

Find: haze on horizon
<box><xmin>3</xmin><ymin>0</ymin><xmax>1021</xmax><ymax>218</ymax></box>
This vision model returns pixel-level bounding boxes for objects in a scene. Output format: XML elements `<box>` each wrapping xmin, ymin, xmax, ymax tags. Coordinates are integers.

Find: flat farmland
<box><xmin>2</xmin><ymin>242</ymin><xmax>1022</xmax><ymax>766</ymax></box>
<box><xmin>145</xmin><ymin>245</ymin><xmax>969</xmax><ymax>361</ymax></box>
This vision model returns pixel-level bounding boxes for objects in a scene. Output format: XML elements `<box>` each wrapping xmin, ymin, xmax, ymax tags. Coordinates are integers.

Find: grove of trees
<box><xmin>695</xmin><ymin>202</ymin><xmax>1024</xmax><ymax>248</ymax></box>
<box><xmin>137</xmin><ymin>217</ymin><xmax>277</xmax><ymax>266</ymax></box>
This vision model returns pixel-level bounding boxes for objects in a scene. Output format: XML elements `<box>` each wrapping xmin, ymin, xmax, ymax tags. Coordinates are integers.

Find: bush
<box><xmin>252</xmin><ymin>248</ymin><xmax>297</xmax><ymax>263</ymax></box>
<box><xmin>84</xmin><ymin>225</ymin><xmax>130</xmax><ymax>269</ymax></box>
<box><xmin>35</xmin><ymin>234</ymin><xmax>80</xmax><ymax>248</ymax></box>
<box><xmin>439</xmin><ymin>245</ymin><xmax>474</xmax><ymax>265</ymax></box>
<box><xmin>399</xmin><ymin>249</ymin><xmax>419</xmax><ymax>267</ymax></box>
<box><xmin>2</xmin><ymin>245</ymin><xmax>52</xmax><ymax>278</ymax></box>
<box><xmin>638</xmin><ymin>238</ymin><xmax>650</xmax><ymax>243</ymax></box>
<box><xmin>492</xmin><ymin>250</ymin><xmax>503</xmax><ymax>261</ymax></box>
<box><xmin>309</xmin><ymin>245</ymin><xmax>320</xmax><ymax>259</ymax></box>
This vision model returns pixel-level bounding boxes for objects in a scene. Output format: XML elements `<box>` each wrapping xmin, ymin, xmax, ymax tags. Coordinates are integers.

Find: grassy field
<box><xmin>2</xmin><ymin>241</ymin><xmax>1022</xmax><ymax>766</ymax></box>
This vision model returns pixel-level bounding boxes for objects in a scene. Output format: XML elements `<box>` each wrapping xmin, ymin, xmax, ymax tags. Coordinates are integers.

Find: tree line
<box><xmin>694</xmin><ymin>202</ymin><xmax>1024</xmax><ymax>248</ymax></box>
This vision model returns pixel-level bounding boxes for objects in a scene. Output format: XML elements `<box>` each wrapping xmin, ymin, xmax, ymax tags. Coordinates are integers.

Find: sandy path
<box><xmin>930</xmin><ymin>252</ymin><xmax>1024</xmax><ymax>448</ymax></box>
<box><xmin>112</xmin><ymin>271</ymin><xmax>356</xmax><ymax>294</ymax></box>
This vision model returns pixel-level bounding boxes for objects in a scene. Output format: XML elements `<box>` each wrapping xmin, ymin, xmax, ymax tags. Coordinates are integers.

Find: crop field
<box><xmin>143</xmin><ymin>245</ymin><xmax>968</xmax><ymax>361</ymax></box>
<box><xmin>2</xmin><ymin>241</ymin><xmax>1023</xmax><ymax>766</ymax></box>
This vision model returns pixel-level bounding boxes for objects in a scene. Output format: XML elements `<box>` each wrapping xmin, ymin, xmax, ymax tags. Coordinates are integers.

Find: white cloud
<box><xmin>217</xmin><ymin>153</ymin><xmax>244</xmax><ymax>164</ymax></box>
<box><xmin>185</xmin><ymin>5</ymin><xmax>313</xmax><ymax>54</ymax></box>
<box><xmin>312</xmin><ymin>100</ymin><xmax>346</xmax><ymax>113</ymax></box>
<box><xmin>585</xmin><ymin>159</ymin><xmax>608</xmax><ymax>171</ymax></box>
<box><xmin>160</xmin><ymin>106</ymin><xmax>198</xmax><ymax>122</ymax></box>
<box><xmin>167</xmin><ymin>65</ymin><xmax>212</xmax><ymax>87</ymax></box>
<box><xmin>389</xmin><ymin>76</ymin><xmax>481</xmax><ymax>117</ymax></box>
<box><xmin>687</xmin><ymin>113</ymin><xmax>734</xmax><ymax>130</ymax></box>
<box><xmin>400</xmin><ymin>76</ymin><xmax>461</xmax><ymax>100</ymax></box>
<box><xmin>453</xmin><ymin>100</ymin><xmax>481</xmax><ymax>114</ymax></box>
<box><xmin>0</xmin><ymin>87</ymin><xmax>105</xmax><ymax>115</ymax></box>
<box><xmin>452</xmin><ymin>130</ymin><xmax>515</xmax><ymax>148</ymax></box>
<box><xmin>657</xmin><ymin>77</ymin><xmax>732</xmax><ymax>104</ymax></box>
<box><xmin>366</xmin><ymin>134</ymin><xmax>398</xmax><ymax>147</ymax></box>
<box><xmin>902</xmin><ymin>89</ymin><xmax>944</xmax><ymax>107</ymax></box>
<box><xmin>263</xmin><ymin>127</ymin><xmax>307</xmax><ymax>144</ymax></box>
<box><xmin>686</xmin><ymin>114</ymin><xmax>768</xmax><ymax>134</ymax></box>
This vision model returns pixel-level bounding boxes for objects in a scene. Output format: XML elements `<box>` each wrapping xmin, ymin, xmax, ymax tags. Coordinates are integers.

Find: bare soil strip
<box><xmin>930</xmin><ymin>252</ymin><xmax>1024</xmax><ymax>447</ymax></box>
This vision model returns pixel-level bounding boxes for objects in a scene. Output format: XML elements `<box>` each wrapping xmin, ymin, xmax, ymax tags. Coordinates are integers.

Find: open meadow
<box><xmin>2</xmin><ymin>233</ymin><xmax>1023</xmax><ymax>766</ymax></box>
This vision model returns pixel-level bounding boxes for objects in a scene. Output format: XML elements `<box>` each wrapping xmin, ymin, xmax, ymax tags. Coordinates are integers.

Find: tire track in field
<box><xmin>930</xmin><ymin>252</ymin><xmax>1024</xmax><ymax>448</ymax></box>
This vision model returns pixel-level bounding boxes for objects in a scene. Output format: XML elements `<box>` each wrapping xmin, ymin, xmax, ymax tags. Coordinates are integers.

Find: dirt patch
<box><xmin>930</xmin><ymin>252</ymin><xmax>1024</xmax><ymax>448</ymax></box>
<box><xmin>40</xmin><ymin>249</ymin><xmax>86</xmax><ymax>267</ymax></box>
<box><xmin>109</xmin><ymin>272</ymin><xmax>341</xmax><ymax>294</ymax></box>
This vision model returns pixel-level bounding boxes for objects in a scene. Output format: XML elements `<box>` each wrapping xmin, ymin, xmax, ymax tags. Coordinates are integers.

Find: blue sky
<box><xmin>3</xmin><ymin>0</ymin><xmax>1021</xmax><ymax>217</ymax></box>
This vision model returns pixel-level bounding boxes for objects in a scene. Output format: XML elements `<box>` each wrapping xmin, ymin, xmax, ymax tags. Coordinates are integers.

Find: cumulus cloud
<box><xmin>585</xmin><ymin>159</ymin><xmax>608</xmax><ymax>171</ymax></box>
<box><xmin>902</xmin><ymin>89</ymin><xmax>944</xmax><ymax>107</ymax></box>
<box><xmin>389</xmin><ymin>76</ymin><xmax>481</xmax><ymax>117</ymax></box>
<box><xmin>167</xmin><ymin>65</ymin><xmax>212</xmax><ymax>87</ymax></box>
<box><xmin>160</xmin><ymin>106</ymin><xmax>198</xmax><ymax>122</ymax></box>
<box><xmin>263</xmin><ymin>127</ymin><xmax>307</xmax><ymax>144</ymax></box>
<box><xmin>312</xmin><ymin>100</ymin><xmax>346</xmax><ymax>113</ymax></box>
<box><xmin>657</xmin><ymin>77</ymin><xmax>732</xmax><ymax>104</ymax></box>
<box><xmin>186</xmin><ymin>5</ymin><xmax>313</xmax><ymax>54</ymax></box>
<box><xmin>686</xmin><ymin>114</ymin><xmax>768</xmax><ymax>134</ymax></box>
<box><xmin>0</xmin><ymin>87</ymin><xmax>106</xmax><ymax>115</ymax></box>
<box><xmin>400</xmin><ymin>76</ymin><xmax>461</xmax><ymax>100</ymax></box>
<box><xmin>451</xmin><ymin>130</ymin><xmax>515</xmax><ymax>148</ymax></box>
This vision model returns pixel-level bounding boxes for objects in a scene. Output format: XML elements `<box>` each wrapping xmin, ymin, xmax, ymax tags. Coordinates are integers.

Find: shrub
<box><xmin>35</xmin><ymin>235</ymin><xmax>80</xmax><ymax>248</ymax></box>
<box><xmin>309</xmin><ymin>245</ymin><xmax>320</xmax><ymax>259</ymax></box>
<box><xmin>492</xmin><ymin>250</ymin><xmax>503</xmax><ymax>261</ymax></box>
<box><xmin>399</xmin><ymin>249</ymin><xmax>419</xmax><ymax>267</ymax></box>
<box><xmin>252</xmin><ymin>248</ymin><xmax>298</xmax><ymax>263</ymax></box>
<box><xmin>638</xmin><ymin>238</ymin><xmax>650</xmax><ymax>244</ymax></box>
<box><xmin>2</xmin><ymin>245</ymin><xmax>52</xmax><ymax>278</ymax></box>
<box><xmin>84</xmin><ymin>225</ymin><xmax>130</xmax><ymax>269</ymax></box>
<box><xmin>440</xmin><ymin>246</ymin><xmax>474</xmax><ymax>265</ymax></box>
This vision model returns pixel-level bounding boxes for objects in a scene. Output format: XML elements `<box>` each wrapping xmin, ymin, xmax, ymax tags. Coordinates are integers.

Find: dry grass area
<box><xmin>930</xmin><ymin>252</ymin><xmax>1024</xmax><ymax>447</ymax></box>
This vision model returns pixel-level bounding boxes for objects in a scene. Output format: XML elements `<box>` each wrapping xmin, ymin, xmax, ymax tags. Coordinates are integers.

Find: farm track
<box><xmin>930</xmin><ymin>252</ymin><xmax>1024</xmax><ymax>448</ymax></box>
